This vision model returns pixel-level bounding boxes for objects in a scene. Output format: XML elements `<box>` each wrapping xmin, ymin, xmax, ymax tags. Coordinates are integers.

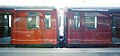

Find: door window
<box><xmin>45</xmin><ymin>12</ymin><xmax>51</xmax><ymax>29</ymax></box>
<box><xmin>74</xmin><ymin>13</ymin><xmax>80</xmax><ymax>29</ymax></box>
<box><xmin>27</xmin><ymin>12</ymin><xmax>39</xmax><ymax>29</ymax></box>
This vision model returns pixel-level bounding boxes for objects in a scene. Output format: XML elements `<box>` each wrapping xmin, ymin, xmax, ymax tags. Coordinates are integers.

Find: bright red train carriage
<box><xmin>12</xmin><ymin>7</ymin><xmax>58</xmax><ymax>45</ymax></box>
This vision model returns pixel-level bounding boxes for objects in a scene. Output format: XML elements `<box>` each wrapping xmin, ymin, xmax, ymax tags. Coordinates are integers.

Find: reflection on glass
<box><xmin>86</xmin><ymin>16</ymin><xmax>97</xmax><ymax>29</ymax></box>
<box><xmin>74</xmin><ymin>13</ymin><xmax>80</xmax><ymax>29</ymax></box>
<box><xmin>27</xmin><ymin>12</ymin><xmax>39</xmax><ymax>29</ymax></box>
<box><xmin>9</xmin><ymin>15</ymin><xmax>11</xmax><ymax>27</ymax></box>
<box><xmin>4</xmin><ymin>15</ymin><xmax>7</xmax><ymax>19</ymax></box>
<box><xmin>36</xmin><ymin>16</ymin><xmax>39</xmax><ymax>28</ymax></box>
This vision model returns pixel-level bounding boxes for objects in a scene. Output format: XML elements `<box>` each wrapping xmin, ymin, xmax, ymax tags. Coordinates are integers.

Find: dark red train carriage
<box><xmin>11</xmin><ymin>7</ymin><xmax>58</xmax><ymax>44</ymax></box>
<box><xmin>64</xmin><ymin>8</ymin><xmax>112</xmax><ymax>45</ymax></box>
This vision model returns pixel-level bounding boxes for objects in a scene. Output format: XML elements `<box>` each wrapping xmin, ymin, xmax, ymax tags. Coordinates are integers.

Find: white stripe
<box><xmin>12</xmin><ymin>39</ymin><xmax>41</xmax><ymax>41</ymax></box>
<box><xmin>12</xmin><ymin>39</ymin><xmax>56</xmax><ymax>41</ymax></box>
<box><xmin>71</xmin><ymin>9</ymin><xmax>109</xmax><ymax>11</ymax></box>
<box><xmin>14</xmin><ymin>9</ymin><xmax>53</xmax><ymax>10</ymax></box>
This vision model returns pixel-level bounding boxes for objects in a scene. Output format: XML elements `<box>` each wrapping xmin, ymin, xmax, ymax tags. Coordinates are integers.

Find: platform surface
<box><xmin>0</xmin><ymin>37</ymin><xmax>11</xmax><ymax>44</ymax></box>
<box><xmin>0</xmin><ymin>48</ymin><xmax>120</xmax><ymax>56</ymax></box>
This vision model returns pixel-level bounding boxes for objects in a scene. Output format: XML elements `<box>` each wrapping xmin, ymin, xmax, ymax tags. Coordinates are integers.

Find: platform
<box><xmin>0</xmin><ymin>37</ymin><xmax>11</xmax><ymax>44</ymax></box>
<box><xmin>0</xmin><ymin>48</ymin><xmax>120</xmax><ymax>56</ymax></box>
<box><xmin>112</xmin><ymin>37</ymin><xmax>120</xmax><ymax>44</ymax></box>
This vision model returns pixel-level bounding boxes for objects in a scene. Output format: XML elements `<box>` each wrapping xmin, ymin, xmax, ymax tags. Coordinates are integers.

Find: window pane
<box><xmin>45</xmin><ymin>12</ymin><xmax>51</xmax><ymax>29</ymax></box>
<box><xmin>95</xmin><ymin>17</ymin><xmax>97</xmax><ymax>28</ymax></box>
<box><xmin>36</xmin><ymin>16</ymin><xmax>39</xmax><ymax>28</ymax></box>
<box><xmin>4</xmin><ymin>15</ymin><xmax>7</xmax><ymax>19</ymax></box>
<box><xmin>27</xmin><ymin>12</ymin><xmax>39</xmax><ymax>29</ymax></box>
<box><xmin>86</xmin><ymin>16</ymin><xmax>97</xmax><ymax>29</ymax></box>
<box><xmin>4</xmin><ymin>15</ymin><xmax>8</xmax><ymax>27</ymax></box>
<box><xmin>9</xmin><ymin>15</ymin><xmax>11</xmax><ymax>27</ymax></box>
<box><xmin>74</xmin><ymin>13</ymin><xmax>80</xmax><ymax>29</ymax></box>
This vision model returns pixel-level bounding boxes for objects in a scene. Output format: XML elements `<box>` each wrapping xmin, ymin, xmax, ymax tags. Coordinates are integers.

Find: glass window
<box><xmin>27</xmin><ymin>12</ymin><xmax>39</xmax><ymax>29</ymax></box>
<box><xmin>85</xmin><ymin>16</ymin><xmax>97</xmax><ymax>29</ymax></box>
<box><xmin>74</xmin><ymin>13</ymin><xmax>80</xmax><ymax>29</ymax></box>
<box><xmin>4</xmin><ymin>15</ymin><xmax>7</xmax><ymax>19</ymax></box>
<box><xmin>4</xmin><ymin>15</ymin><xmax>8</xmax><ymax>27</ymax></box>
<box><xmin>45</xmin><ymin>12</ymin><xmax>51</xmax><ymax>29</ymax></box>
<box><xmin>9</xmin><ymin>15</ymin><xmax>11</xmax><ymax>27</ymax></box>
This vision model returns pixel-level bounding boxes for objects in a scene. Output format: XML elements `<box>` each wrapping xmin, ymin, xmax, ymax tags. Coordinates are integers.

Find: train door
<box><xmin>13</xmin><ymin>11</ymin><xmax>43</xmax><ymax>44</ymax></box>
<box><xmin>41</xmin><ymin>11</ymin><xmax>57</xmax><ymax>44</ymax></box>
<box><xmin>82</xmin><ymin>12</ymin><xmax>111</xmax><ymax>44</ymax></box>
<box><xmin>0</xmin><ymin>12</ymin><xmax>12</xmax><ymax>44</ymax></box>
<box><xmin>112</xmin><ymin>15</ymin><xmax>120</xmax><ymax>38</ymax></box>
<box><xmin>112</xmin><ymin>14</ymin><xmax>120</xmax><ymax>44</ymax></box>
<box><xmin>82</xmin><ymin>12</ymin><xmax>98</xmax><ymax>44</ymax></box>
<box><xmin>0</xmin><ymin>14</ymin><xmax>11</xmax><ymax>38</ymax></box>
<box><xmin>27</xmin><ymin>12</ymin><xmax>42</xmax><ymax>43</ymax></box>
<box><xmin>67</xmin><ymin>11</ymin><xmax>83</xmax><ymax>44</ymax></box>
<box><xmin>4</xmin><ymin>15</ymin><xmax>12</xmax><ymax>37</ymax></box>
<box><xmin>0</xmin><ymin>14</ymin><xmax>4</xmax><ymax>38</ymax></box>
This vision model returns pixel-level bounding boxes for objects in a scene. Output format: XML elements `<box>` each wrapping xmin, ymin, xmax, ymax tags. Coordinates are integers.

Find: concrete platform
<box><xmin>0</xmin><ymin>37</ymin><xmax>11</xmax><ymax>44</ymax></box>
<box><xmin>112</xmin><ymin>37</ymin><xmax>120</xmax><ymax>44</ymax></box>
<box><xmin>0</xmin><ymin>48</ymin><xmax>120</xmax><ymax>56</ymax></box>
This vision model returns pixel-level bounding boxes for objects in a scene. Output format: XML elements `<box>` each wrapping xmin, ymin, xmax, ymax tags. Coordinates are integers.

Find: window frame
<box><xmin>27</xmin><ymin>12</ymin><xmax>39</xmax><ymax>29</ymax></box>
<box><xmin>85</xmin><ymin>16</ymin><xmax>97</xmax><ymax>29</ymax></box>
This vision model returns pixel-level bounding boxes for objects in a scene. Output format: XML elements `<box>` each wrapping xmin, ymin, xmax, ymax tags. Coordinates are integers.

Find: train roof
<box><xmin>67</xmin><ymin>7</ymin><xmax>120</xmax><ymax>12</ymax></box>
<box><xmin>0</xmin><ymin>6</ymin><xmax>56</xmax><ymax>10</ymax></box>
<box><xmin>0</xmin><ymin>6</ymin><xmax>120</xmax><ymax>12</ymax></box>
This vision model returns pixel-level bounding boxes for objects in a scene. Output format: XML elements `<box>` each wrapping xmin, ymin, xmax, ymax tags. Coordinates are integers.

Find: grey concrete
<box><xmin>112</xmin><ymin>37</ymin><xmax>120</xmax><ymax>44</ymax></box>
<box><xmin>0</xmin><ymin>48</ymin><xmax>120</xmax><ymax>56</ymax></box>
<box><xmin>0</xmin><ymin>37</ymin><xmax>11</xmax><ymax>44</ymax></box>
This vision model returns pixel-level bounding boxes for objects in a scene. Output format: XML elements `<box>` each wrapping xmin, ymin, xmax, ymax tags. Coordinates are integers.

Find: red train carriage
<box><xmin>0</xmin><ymin>7</ymin><xmax>119</xmax><ymax>47</ymax></box>
<box><xmin>12</xmin><ymin>7</ymin><xmax>58</xmax><ymax>44</ymax></box>
<box><xmin>65</xmin><ymin>8</ymin><xmax>112</xmax><ymax>45</ymax></box>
